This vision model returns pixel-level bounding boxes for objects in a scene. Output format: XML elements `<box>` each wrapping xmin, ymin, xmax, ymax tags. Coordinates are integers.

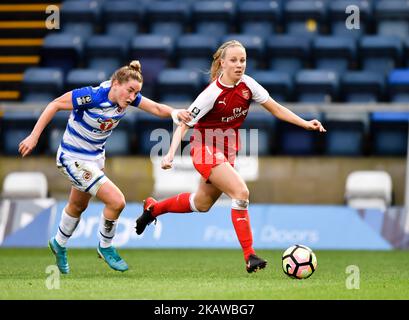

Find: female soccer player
<box><xmin>135</xmin><ymin>40</ymin><xmax>326</xmax><ymax>273</ymax></box>
<box><xmin>18</xmin><ymin>60</ymin><xmax>191</xmax><ymax>273</ymax></box>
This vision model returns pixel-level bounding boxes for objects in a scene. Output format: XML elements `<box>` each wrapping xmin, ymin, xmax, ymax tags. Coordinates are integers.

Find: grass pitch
<box><xmin>0</xmin><ymin>248</ymin><xmax>408</xmax><ymax>300</ymax></box>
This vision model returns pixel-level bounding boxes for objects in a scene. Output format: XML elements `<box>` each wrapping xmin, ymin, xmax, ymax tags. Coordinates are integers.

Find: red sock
<box><xmin>151</xmin><ymin>193</ymin><xmax>192</xmax><ymax>217</ymax></box>
<box><xmin>231</xmin><ymin>209</ymin><xmax>255</xmax><ymax>261</ymax></box>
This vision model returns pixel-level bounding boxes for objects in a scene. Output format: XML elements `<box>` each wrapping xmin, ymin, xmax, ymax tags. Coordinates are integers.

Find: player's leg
<box><xmin>208</xmin><ymin>162</ymin><xmax>267</xmax><ymax>273</ymax></box>
<box><xmin>49</xmin><ymin>187</ymin><xmax>91</xmax><ymax>274</ymax></box>
<box><xmin>94</xmin><ymin>180</ymin><xmax>128</xmax><ymax>272</ymax></box>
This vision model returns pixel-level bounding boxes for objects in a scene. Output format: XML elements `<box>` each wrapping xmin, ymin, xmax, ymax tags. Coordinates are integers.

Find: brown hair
<box><xmin>210</xmin><ymin>40</ymin><xmax>245</xmax><ymax>82</ymax></box>
<box><xmin>111</xmin><ymin>60</ymin><xmax>143</xmax><ymax>84</ymax></box>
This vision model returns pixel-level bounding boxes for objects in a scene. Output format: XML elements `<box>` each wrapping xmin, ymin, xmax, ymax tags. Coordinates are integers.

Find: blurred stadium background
<box><xmin>0</xmin><ymin>0</ymin><xmax>409</xmax><ymax>298</ymax></box>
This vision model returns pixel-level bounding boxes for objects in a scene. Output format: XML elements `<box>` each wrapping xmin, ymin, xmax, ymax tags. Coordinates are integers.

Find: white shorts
<box><xmin>56</xmin><ymin>151</ymin><xmax>109</xmax><ymax>197</ymax></box>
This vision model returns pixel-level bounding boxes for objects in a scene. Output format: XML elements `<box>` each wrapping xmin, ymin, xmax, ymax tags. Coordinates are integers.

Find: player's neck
<box><xmin>219</xmin><ymin>74</ymin><xmax>240</xmax><ymax>87</ymax></box>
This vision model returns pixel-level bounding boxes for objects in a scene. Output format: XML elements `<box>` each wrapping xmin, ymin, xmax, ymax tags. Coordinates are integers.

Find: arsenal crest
<box><xmin>241</xmin><ymin>89</ymin><xmax>250</xmax><ymax>100</ymax></box>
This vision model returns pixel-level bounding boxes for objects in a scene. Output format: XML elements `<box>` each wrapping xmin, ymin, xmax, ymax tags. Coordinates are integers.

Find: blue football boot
<box><xmin>97</xmin><ymin>244</ymin><xmax>129</xmax><ymax>272</ymax></box>
<box><xmin>48</xmin><ymin>237</ymin><xmax>69</xmax><ymax>274</ymax></box>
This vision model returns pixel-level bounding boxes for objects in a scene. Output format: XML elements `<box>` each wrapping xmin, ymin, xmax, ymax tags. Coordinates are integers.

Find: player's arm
<box><xmin>261</xmin><ymin>97</ymin><xmax>326</xmax><ymax>132</ymax></box>
<box><xmin>161</xmin><ymin>123</ymin><xmax>190</xmax><ymax>170</ymax></box>
<box><xmin>138</xmin><ymin>96</ymin><xmax>191</xmax><ymax>124</ymax></box>
<box><xmin>18</xmin><ymin>91</ymin><xmax>73</xmax><ymax>157</ymax></box>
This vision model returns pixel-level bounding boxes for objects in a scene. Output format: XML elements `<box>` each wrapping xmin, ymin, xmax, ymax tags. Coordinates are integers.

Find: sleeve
<box><xmin>71</xmin><ymin>86</ymin><xmax>95</xmax><ymax>110</ymax></box>
<box><xmin>185</xmin><ymin>83</ymin><xmax>221</xmax><ymax>127</ymax></box>
<box><xmin>130</xmin><ymin>92</ymin><xmax>142</xmax><ymax>107</ymax></box>
<box><xmin>244</xmin><ymin>75</ymin><xmax>270</xmax><ymax>104</ymax></box>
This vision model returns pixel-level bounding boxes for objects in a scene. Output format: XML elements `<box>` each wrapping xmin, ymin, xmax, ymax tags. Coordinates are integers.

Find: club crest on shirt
<box><xmin>82</xmin><ymin>170</ymin><xmax>92</xmax><ymax>182</ymax></box>
<box><xmin>241</xmin><ymin>89</ymin><xmax>250</xmax><ymax>100</ymax></box>
<box><xmin>97</xmin><ymin>118</ymin><xmax>118</xmax><ymax>131</ymax></box>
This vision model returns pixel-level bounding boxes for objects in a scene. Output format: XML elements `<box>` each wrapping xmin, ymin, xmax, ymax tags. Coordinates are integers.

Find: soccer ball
<box><xmin>282</xmin><ymin>244</ymin><xmax>317</xmax><ymax>279</ymax></box>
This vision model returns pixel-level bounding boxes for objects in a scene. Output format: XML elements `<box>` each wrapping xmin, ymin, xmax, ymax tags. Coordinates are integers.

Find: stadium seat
<box><xmin>65</xmin><ymin>69</ymin><xmax>108</xmax><ymax>91</ymax></box>
<box><xmin>130</xmin><ymin>35</ymin><xmax>174</xmax><ymax>98</ymax></box>
<box><xmin>176</xmin><ymin>34</ymin><xmax>218</xmax><ymax>71</ymax></box>
<box><xmin>388</xmin><ymin>69</ymin><xmax>409</xmax><ymax>102</ymax></box>
<box><xmin>323</xmin><ymin>112</ymin><xmax>368</xmax><ymax>156</ymax></box>
<box><xmin>295</xmin><ymin>70</ymin><xmax>339</xmax><ymax>103</ymax></box>
<box><xmin>266</xmin><ymin>35</ymin><xmax>311</xmax><ymax>75</ymax></box>
<box><xmin>341</xmin><ymin>71</ymin><xmax>385</xmax><ymax>103</ymax></box>
<box><xmin>240</xmin><ymin>111</ymin><xmax>275</xmax><ymax>156</ymax></box>
<box><xmin>1</xmin><ymin>112</ymin><xmax>43</xmax><ymax>156</ymax></box>
<box><xmin>276</xmin><ymin>112</ymin><xmax>322</xmax><ymax>155</ymax></box>
<box><xmin>375</xmin><ymin>0</ymin><xmax>409</xmax><ymax>40</ymax></box>
<box><xmin>60</xmin><ymin>0</ymin><xmax>101</xmax><ymax>37</ymax></box>
<box><xmin>146</xmin><ymin>1</ymin><xmax>189</xmax><ymax>38</ymax></box>
<box><xmin>283</xmin><ymin>0</ymin><xmax>326</xmax><ymax>35</ymax></box>
<box><xmin>370</xmin><ymin>112</ymin><xmax>409</xmax><ymax>156</ymax></box>
<box><xmin>222</xmin><ymin>34</ymin><xmax>265</xmax><ymax>71</ymax></box>
<box><xmin>156</xmin><ymin>69</ymin><xmax>201</xmax><ymax>103</ymax></box>
<box><xmin>46</xmin><ymin>110</ymin><xmax>70</xmax><ymax>155</ymax></box>
<box><xmin>22</xmin><ymin>68</ymin><xmax>64</xmax><ymax>102</ymax></box>
<box><xmin>40</xmin><ymin>33</ymin><xmax>83</xmax><ymax>75</ymax></box>
<box><xmin>328</xmin><ymin>0</ymin><xmax>371</xmax><ymax>38</ymax></box>
<box><xmin>192</xmin><ymin>1</ymin><xmax>236</xmax><ymax>36</ymax></box>
<box><xmin>238</xmin><ymin>1</ymin><xmax>280</xmax><ymax>37</ymax></box>
<box><xmin>250</xmin><ymin>70</ymin><xmax>293</xmax><ymax>102</ymax></box>
<box><xmin>102</xmin><ymin>1</ymin><xmax>143</xmax><ymax>41</ymax></box>
<box><xmin>2</xmin><ymin>172</ymin><xmax>48</xmax><ymax>199</ymax></box>
<box><xmin>134</xmin><ymin>112</ymin><xmax>173</xmax><ymax>156</ymax></box>
<box><xmin>345</xmin><ymin>170</ymin><xmax>393</xmax><ymax>211</ymax></box>
<box><xmin>85</xmin><ymin>35</ymin><xmax>129</xmax><ymax>76</ymax></box>
<box><xmin>313</xmin><ymin>36</ymin><xmax>356</xmax><ymax>73</ymax></box>
<box><xmin>359</xmin><ymin>36</ymin><xmax>403</xmax><ymax>75</ymax></box>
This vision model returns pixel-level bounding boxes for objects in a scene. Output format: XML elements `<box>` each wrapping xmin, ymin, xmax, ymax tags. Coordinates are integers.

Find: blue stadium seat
<box><xmin>375</xmin><ymin>0</ymin><xmax>409</xmax><ymax>40</ymax></box>
<box><xmin>341</xmin><ymin>71</ymin><xmax>385</xmax><ymax>102</ymax></box>
<box><xmin>156</xmin><ymin>69</ymin><xmax>201</xmax><ymax>103</ymax></box>
<box><xmin>146</xmin><ymin>1</ymin><xmax>189</xmax><ymax>38</ymax></box>
<box><xmin>22</xmin><ymin>68</ymin><xmax>64</xmax><ymax>102</ymax></box>
<box><xmin>388</xmin><ymin>69</ymin><xmax>409</xmax><ymax>102</ymax></box>
<box><xmin>283</xmin><ymin>0</ymin><xmax>326</xmax><ymax>35</ymax></box>
<box><xmin>65</xmin><ymin>69</ymin><xmax>108</xmax><ymax>91</ymax></box>
<box><xmin>130</xmin><ymin>35</ymin><xmax>174</xmax><ymax>98</ymax></box>
<box><xmin>240</xmin><ymin>111</ymin><xmax>275</xmax><ymax>156</ymax></box>
<box><xmin>1</xmin><ymin>112</ymin><xmax>43</xmax><ymax>155</ymax></box>
<box><xmin>40</xmin><ymin>33</ymin><xmax>83</xmax><ymax>75</ymax></box>
<box><xmin>104</xmin><ymin>114</ymin><xmax>134</xmax><ymax>156</ymax></box>
<box><xmin>134</xmin><ymin>112</ymin><xmax>173</xmax><ymax>156</ymax></box>
<box><xmin>102</xmin><ymin>1</ymin><xmax>143</xmax><ymax>41</ymax></box>
<box><xmin>295</xmin><ymin>70</ymin><xmax>339</xmax><ymax>103</ymax></box>
<box><xmin>85</xmin><ymin>35</ymin><xmax>129</xmax><ymax>76</ymax></box>
<box><xmin>176</xmin><ymin>34</ymin><xmax>218</xmax><ymax>71</ymax></box>
<box><xmin>359</xmin><ymin>36</ymin><xmax>403</xmax><ymax>75</ymax></box>
<box><xmin>329</xmin><ymin>0</ymin><xmax>371</xmax><ymax>38</ymax></box>
<box><xmin>222</xmin><ymin>34</ymin><xmax>265</xmax><ymax>71</ymax></box>
<box><xmin>238</xmin><ymin>1</ymin><xmax>280</xmax><ymax>37</ymax></box>
<box><xmin>323</xmin><ymin>112</ymin><xmax>368</xmax><ymax>156</ymax></box>
<box><xmin>276</xmin><ymin>112</ymin><xmax>322</xmax><ymax>155</ymax></box>
<box><xmin>47</xmin><ymin>110</ymin><xmax>71</xmax><ymax>155</ymax></box>
<box><xmin>370</xmin><ymin>112</ymin><xmax>408</xmax><ymax>156</ymax></box>
<box><xmin>192</xmin><ymin>1</ymin><xmax>236</xmax><ymax>36</ymax></box>
<box><xmin>267</xmin><ymin>35</ymin><xmax>311</xmax><ymax>75</ymax></box>
<box><xmin>60</xmin><ymin>0</ymin><xmax>101</xmax><ymax>37</ymax></box>
<box><xmin>250</xmin><ymin>71</ymin><xmax>293</xmax><ymax>103</ymax></box>
<box><xmin>313</xmin><ymin>36</ymin><xmax>356</xmax><ymax>73</ymax></box>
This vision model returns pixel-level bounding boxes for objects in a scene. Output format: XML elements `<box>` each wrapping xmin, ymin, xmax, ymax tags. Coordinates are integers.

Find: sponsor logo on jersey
<box><xmin>76</xmin><ymin>95</ymin><xmax>92</xmax><ymax>106</ymax></box>
<box><xmin>218</xmin><ymin>98</ymin><xmax>227</xmax><ymax>105</ymax></box>
<box><xmin>221</xmin><ymin>107</ymin><xmax>248</xmax><ymax>122</ymax></box>
<box><xmin>191</xmin><ymin>107</ymin><xmax>200</xmax><ymax>118</ymax></box>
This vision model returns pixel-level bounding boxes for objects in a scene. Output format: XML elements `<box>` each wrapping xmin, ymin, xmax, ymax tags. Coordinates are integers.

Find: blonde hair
<box><xmin>111</xmin><ymin>60</ymin><xmax>143</xmax><ymax>84</ymax></box>
<box><xmin>210</xmin><ymin>40</ymin><xmax>245</xmax><ymax>82</ymax></box>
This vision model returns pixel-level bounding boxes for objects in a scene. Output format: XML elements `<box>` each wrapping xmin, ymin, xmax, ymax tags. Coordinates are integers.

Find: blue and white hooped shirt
<box><xmin>58</xmin><ymin>80</ymin><xmax>142</xmax><ymax>161</ymax></box>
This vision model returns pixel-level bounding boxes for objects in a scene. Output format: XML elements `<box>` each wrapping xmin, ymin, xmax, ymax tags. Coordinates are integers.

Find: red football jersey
<box><xmin>186</xmin><ymin>74</ymin><xmax>269</xmax><ymax>153</ymax></box>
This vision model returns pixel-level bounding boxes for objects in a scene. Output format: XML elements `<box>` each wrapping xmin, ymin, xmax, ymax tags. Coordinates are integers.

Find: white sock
<box><xmin>98</xmin><ymin>214</ymin><xmax>117</xmax><ymax>248</ymax></box>
<box><xmin>55</xmin><ymin>209</ymin><xmax>80</xmax><ymax>247</ymax></box>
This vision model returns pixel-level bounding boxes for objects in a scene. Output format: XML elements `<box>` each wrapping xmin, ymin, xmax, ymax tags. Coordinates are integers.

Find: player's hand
<box><xmin>305</xmin><ymin>119</ymin><xmax>326</xmax><ymax>133</ymax></box>
<box><xmin>18</xmin><ymin>134</ymin><xmax>38</xmax><ymax>157</ymax></box>
<box><xmin>161</xmin><ymin>153</ymin><xmax>174</xmax><ymax>170</ymax></box>
<box><xmin>176</xmin><ymin>109</ymin><xmax>192</xmax><ymax>124</ymax></box>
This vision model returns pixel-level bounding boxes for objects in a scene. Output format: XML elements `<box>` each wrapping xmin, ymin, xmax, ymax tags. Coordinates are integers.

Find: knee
<box><xmin>232</xmin><ymin>186</ymin><xmax>249</xmax><ymax>201</ymax></box>
<box><xmin>67</xmin><ymin>202</ymin><xmax>88</xmax><ymax>215</ymax></box>
<box><xmin>108</xmin><ymin>194</ymin><xmax>126</xmax><ymax>213</ymax></box>
<box><xmin>195</xmin><ymin>202</ymin><xmax>212</xmax><ymax>213</ymax></box>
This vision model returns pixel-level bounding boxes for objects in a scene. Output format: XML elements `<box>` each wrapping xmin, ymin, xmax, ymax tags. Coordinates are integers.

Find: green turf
<box><xmin>0</xmin><ymin>248</ymin><xmax>408</xmax><ymax>300</ymax></box>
